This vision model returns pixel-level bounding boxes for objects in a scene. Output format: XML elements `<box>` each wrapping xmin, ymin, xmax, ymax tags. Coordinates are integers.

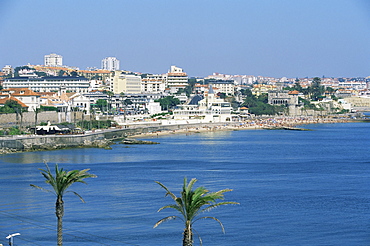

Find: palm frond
<box><xmin>157</xmin><ymin>204</ymin><xmax>182</xmax><ymax>213</ymax></box>
<box><xmin>67</xmin><ymin>190</ymin><xmax>85</xmax><ymax>203</ymax></box>
<box><xmin>153</xmin><ymin>216</ymin><xmax>180</xmax><ymax>228</ymax></box>
<box><xmin>155</xmin><ymin>181</ymin><xmax>177</xmax><ymax>200</ymax></box>
<box><xmin>200</xmin><ymin>201</ymin><xmax>239</xmax><ymax>214</ymax></box>
<box><xmin>194</xmin><ymin>216</ymin><xmax>226</xmax><ymax>233</ymax></box>
<box><xmin>192</xmin><ymin>227</ymin><xmax>203</xmax><ymax>246</ymax></box>
<box><xmin>30</xmin><ymin>184</ymin><xmax>54</xmax><ymax>194</ymax></box>
<box><xmin>32</xmin><ymin>162</ymin><xmax>96</xmax><ymax>200</ymax></box>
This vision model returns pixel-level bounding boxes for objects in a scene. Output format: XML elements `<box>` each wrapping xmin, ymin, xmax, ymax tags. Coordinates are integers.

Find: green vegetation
<box><xmin>155</xmin><ymin>96</ymin><xmax>180</xmax><ymax>110</ymax></box>
<box><xmin>176</xmin><ymin>78</ymin><xmax>196</xmax><ymax>96</ymax></box>
<box><xmin>154</xmin><ymin>177</ymin><xmax>239</xmax><ymax>246</ymax></box>
<box><xmin>14</xmin><ymin>66</ymin><xmax>47</xmax><ymax>77</ymax></box>
<box><xmin>150</xmin><ymin>112</ymin><xmax>172</xmax><ymax>119</ymax></box>
<box><xmin>77</xmin><ymin>119</ymin><xmax>114</xmax><ymax>130</ymax></box>
<box><xmin>30</xmin><ymin>163</ymin><xmax>96</xmax><ymax>246</ymax></box>
<box><xmin>241</xmin><ymin>90</ymin><xmax>285</xmax><ymax>115</ymax></box>
<box><xmin>0</xmin><ymin>99</ymin><xmax>25</xmax><ymax>114</ymax></box>
<box><xmin>95</xmin><ymin>99</ymin><xmax>108</xmax><ymax>111</ymax></box>
<box><xmin>285</xmin><ymin>77</ymin><xmax>326</xmax><ymax>101</ymax></box>
<box><xmin>0</xmin><ymin>126</ymin><xmax>25</xmax><ymax>136</ymax></box>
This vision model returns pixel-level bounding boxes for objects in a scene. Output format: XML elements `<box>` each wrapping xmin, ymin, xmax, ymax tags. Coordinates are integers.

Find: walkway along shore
<box><xmin>0</xmin><ymin>116</ymin><xmax>352</xmax><ymax>155</ymax></box>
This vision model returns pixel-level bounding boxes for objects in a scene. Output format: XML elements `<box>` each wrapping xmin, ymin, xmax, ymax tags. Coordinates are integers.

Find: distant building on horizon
<box><xmin>102</xmin><ymin>57</ymin><xmax>120</xmax><ymax>71</ymax></box>
<box><xmin>44</xmin><ymin>53</ymin><xmax>63</xmax><ymax>67</ymax></box>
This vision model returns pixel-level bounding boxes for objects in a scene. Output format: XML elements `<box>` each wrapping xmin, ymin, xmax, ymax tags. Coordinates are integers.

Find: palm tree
<box><xmin>30</xmin><ymin>163</ymin><xmax>97</xmax><ymax>246</ymax></box>
<box><xmin>154</xmin><ymin>177</ymin><xmax>239</xmax><ymax>246</ymax></box>
<box><xmin>33</xmin><ymin>107</ymin><xmax>43</xmax><ymax>134</ymax></box>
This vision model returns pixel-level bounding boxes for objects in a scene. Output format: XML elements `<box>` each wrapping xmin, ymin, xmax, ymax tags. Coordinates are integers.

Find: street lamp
<box><xmin>6</xmin><ymin>233</ymin><xmax>20</xmax><ymax>246</ymax></box>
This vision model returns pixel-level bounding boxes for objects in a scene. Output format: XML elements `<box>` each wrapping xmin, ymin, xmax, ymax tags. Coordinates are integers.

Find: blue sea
<box><xmin>0</xmin><ymin>122</ymin><xmax>369</xmax><ymax>245</ymax></box>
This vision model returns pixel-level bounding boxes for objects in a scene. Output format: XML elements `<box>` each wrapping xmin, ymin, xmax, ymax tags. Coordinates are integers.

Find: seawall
<box><xmin>0</xmin><ymin>122</ymin><xmax>217</xmax><ymax>154</ymax></box>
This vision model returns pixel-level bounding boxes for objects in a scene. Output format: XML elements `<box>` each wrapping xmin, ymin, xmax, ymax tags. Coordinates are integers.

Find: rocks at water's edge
<box><xmin>0</xmin><ymin>139</ymin><xmax>114</xmax><ymax>155</ymax></box>
<box><xmin>120</xmin><ymin>139</ymin><xmax>159</xmax><ymax>145</ymax></box>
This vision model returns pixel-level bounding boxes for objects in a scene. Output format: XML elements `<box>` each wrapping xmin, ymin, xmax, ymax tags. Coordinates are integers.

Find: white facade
<box><xmin>3</xmin><ymin>77</ymin><xmax>90</xmax><ymax>93</ymax></box>
<box><xmin>208</xmin><ymin>81</ymin><xmax>235</xmax><ymax>96</ymax></box>
<box><xmin>44</xmin><ymin>53</ymin><xmax>63</xmax><ymax>66</ymax></box>
<box><xmin>146</xmin><ymin>100</ymin><xmax>162</xmax><ymax>114</ymax></box>
<box><xmin>68</xmin><ymin>93</ymin><xmax>91</xmax><ymax>115</ymax></box>
<box><xmin>141</xmin><ymin>74</ymin><xmax>166</xmax><ymax>93</ymax></box>
<box><xmin>0</xmin><ymin>88</ymin><xmax>40</xmax><ymax>111</ymax></box>
<box><xmin>102</xmin><ymin>57</ymin><xmax>120</xmax><ymax>71</ymax></box>
<box><xmin>173</xmin><ymin>85</ymin><xmax>232</xmax><ymax>122</ymax></box>
<box><xmin>2</xmin><ymin>65</ymin><xmax>13</xmax><ymax>75</ymax></box>
<box><xmin>165</xmin><ymin>65</ymin><xmax>188</xmax><ymax>90</ymax></box>
<box><xmin>338</xmin><ymin>81</ymin><xmax>367</xmax><ymax>90</ymax></box>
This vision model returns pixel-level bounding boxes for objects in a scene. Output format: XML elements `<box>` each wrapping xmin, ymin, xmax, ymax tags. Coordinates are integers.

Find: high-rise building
<box><xmin>102</xmin><ymin>57</ymin><xmax>120</xmax><ymax>71</ymax></box>
<box><xmin>44</xmin><ymin>53</ymin><xmax>63</xmax><ymax>66</ymax></box>
<box><xmin>165</xmin><ymin>65</ymin><xmax>188</xmax><ymax>90</ymax></box>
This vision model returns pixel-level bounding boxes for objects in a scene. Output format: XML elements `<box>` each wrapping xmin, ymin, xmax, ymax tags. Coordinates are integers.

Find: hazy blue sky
<box><xmin>0</xmin><ymin>0</ymin><xmax>369</xmax><ymax>78</ymax></box>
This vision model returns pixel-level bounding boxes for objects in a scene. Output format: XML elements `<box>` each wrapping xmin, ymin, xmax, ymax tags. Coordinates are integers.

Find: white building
<box><xmin>141</xmin><ymin>74</ymin><xmax>166</xmax><ymax>93</ymax></box>
<box><xmin>110</xmin><ymin>71</ymin><xmax>141</xmax><ymax>94</ymax></box>
<box><xmin>207</xmin><ymin>80</ymin><xmax>236</xmax><ymax>96</ymax></box>
<box><xmin>0</xmin><ymin>88</ymin><xmax>40</xmax><ymax>111</ymax></box>
<box><xmin>3</xmin><ymin>77</ymin><xmax>90</xmax><ymax>93</ymax></box>
<box><xmin>2</xmin><ymin>65</ymin><xmax>13</xmax><ymax>75</ymax></box>
<box><xmin>165</xmin><ymin>65</ymin><xmax>188</xmax><ymax>91</ymax></box>
<box><xmin>44</xmin><ymin>53</ymin><xmax>63</xmax><ymax>66</ymax></box>
<box><xmin>173</xmin><ymin>85</ymin><xmax>232</xmax><ymax>122</ymax></box>
<box><xmin>146</xmin><ymin>100</ymin><xmax>162</xmax><ymax>114</ymax></box>
<box><xmin>102</xmin><ymin>57</ymin><xmax>120</xmax><ymax>71</ymax></box>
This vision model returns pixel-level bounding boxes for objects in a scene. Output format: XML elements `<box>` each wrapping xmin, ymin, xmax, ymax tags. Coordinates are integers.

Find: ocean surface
<box><xmin>0</xmin><ymin>122</ymin><xmax>369</xmax><ymax>245</ymax></box>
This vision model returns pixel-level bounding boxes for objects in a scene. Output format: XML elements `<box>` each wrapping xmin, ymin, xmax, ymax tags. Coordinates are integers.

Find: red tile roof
<box><xmin>0</xmin><ymin>96</ymin><xmax>28</xmax><ymax>108</ymax></box>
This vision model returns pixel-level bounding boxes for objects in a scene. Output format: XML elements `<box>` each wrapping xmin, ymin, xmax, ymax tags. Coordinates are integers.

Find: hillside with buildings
<box><xmin>0</xmin><ymin>53</ymin><xmax>369</xmax><ymax>133</ymax></box>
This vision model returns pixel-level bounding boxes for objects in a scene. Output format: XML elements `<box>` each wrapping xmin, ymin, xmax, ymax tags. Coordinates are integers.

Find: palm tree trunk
<box><xmin>56</xmin><ymin>197</ymin><xmax>64</xmax><ymax>246</ymax></box>
<box><xmin>183</xmin><ymin>221</ymin><xmax>193</xmax><ymax>246</ymax></box>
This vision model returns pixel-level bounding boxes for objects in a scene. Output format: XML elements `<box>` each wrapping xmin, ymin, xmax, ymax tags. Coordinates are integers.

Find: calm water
<box><xmin>0</xmin><ymin>122</ymin><xmax>369</xmax><ymax>245</ymax></box>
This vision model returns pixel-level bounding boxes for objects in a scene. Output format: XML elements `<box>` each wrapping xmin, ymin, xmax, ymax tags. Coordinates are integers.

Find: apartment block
<box><xmin>44</xmin><ymin>53</ymin><xmax>63</xmax><ymax>66</ymax></box>
<box><xmin>102</xmin><ymin>57</ymin><xmax>120</xmax><ymax>71</ymax></box>
<box><xmin>110</xmin><ymin>71</ymin><xmax>141</xmax><ymax>94</ymax></box>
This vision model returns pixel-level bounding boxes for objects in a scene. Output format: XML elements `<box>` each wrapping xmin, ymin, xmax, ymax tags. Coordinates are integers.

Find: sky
<box><xmin>0</xmin><ymin>0</ymin><xmax>369</xmax><ymax>78</ymax></box>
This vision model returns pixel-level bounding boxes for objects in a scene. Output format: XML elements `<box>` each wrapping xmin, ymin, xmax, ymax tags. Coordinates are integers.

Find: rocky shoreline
<box><xmin>0</xmin><ymin>139</ymin><xmax>114</xmax><ymax>155</ymax></box>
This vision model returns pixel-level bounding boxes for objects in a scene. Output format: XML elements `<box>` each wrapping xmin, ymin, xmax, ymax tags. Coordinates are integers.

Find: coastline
<box><xmin>0</xmin><ymin>116</ymin><xmax>354</xmax><ymax>155</ymax></box>
<box><xmin>129</xmin><ymin>117</ymin><xmax>352</xmax><ymax>139</ymax></box>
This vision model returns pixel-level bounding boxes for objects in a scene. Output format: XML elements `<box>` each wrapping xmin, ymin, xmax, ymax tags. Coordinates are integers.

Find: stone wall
<box><xmin>0</xmin><ymin>111</ymin><xmax>84</xmax><ymax>128</ymax></box>
<box><xmin>0</xmin><ymin>122</ymin><xmax>219</xmax><ymax>153</ymax></box>
<box><xmin>345</xmin><ymin>97</ymin><xmax>370</xmax><ymax>107</ymax></box>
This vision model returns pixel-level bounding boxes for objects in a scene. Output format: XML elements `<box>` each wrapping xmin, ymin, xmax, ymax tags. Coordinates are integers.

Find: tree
<box><xmin>242</xmin><ymin>93</ymin><xmax>284</xmax><ymax>116</ymax></box>
<box><xmin>30</xmin><ymin>163</ymin><xmax>97</xmax><ymax>246</ymax></box>
<box><xmin>70</xmin><ymin>71</ymin><xmax>78</xmax><ymax>77</ymax></box>
<box><xmin>310</xmin><ymin>77</ymin><xmax>325</xmax><ymax>101</ymax></box>
<box><xmin>3</xmin><ymin>99</ymin><xmax>25</xmax><ymax>130</ymax></box>
<box><xmin>155</xmin><ymin>96</ymin><xmax>180</xmax><ymax>110</ymax></box>
<box><xmin>58</xmin><ymin>70</ymin><xmax>66</xmax><ymax>77</ymax></box>
<box><xmin>96</xmin><ymin>99</ymin><xmax>107</xmax><ymax>112</ymax></box>
<box><xmin>34</xmin><ymin>107</ymin><xmax>43</xmax><ymax>134</ymax></box>
<box><xmin>105</xmin><ymin>91</ymin><xmax>114</xmax><ymax>113</ymax></box>
<box><xmin>122</xmin><ymin>98</ymin><xmax>133</xmax><ymax>122</ymax></box>
<box><xmin>154</xmin><ymin>177</ymin><xmax>239</xmax><ymax>246</ymax></box>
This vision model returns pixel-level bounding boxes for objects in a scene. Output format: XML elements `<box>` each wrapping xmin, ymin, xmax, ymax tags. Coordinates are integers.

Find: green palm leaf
<box><xmin>30</xmin><ymin>162</ymin><xmax>96</xmax><ymax>246</ymax></box>
<box><xmin>154</xmin><ymin>177</ymin><xmax>239</xmax><ymax>246</ymax></box>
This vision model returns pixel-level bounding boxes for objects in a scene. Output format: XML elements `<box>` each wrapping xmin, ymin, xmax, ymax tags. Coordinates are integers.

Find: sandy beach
<box><xmin>130</xmin><ymin>116</ymin><xmax>351</xmax><ymax>139</ymax></box>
